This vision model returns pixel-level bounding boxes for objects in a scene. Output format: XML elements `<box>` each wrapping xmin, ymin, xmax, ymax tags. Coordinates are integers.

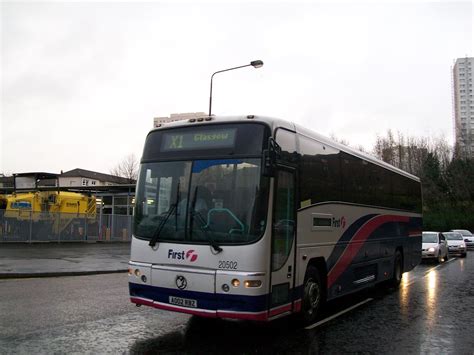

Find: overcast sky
<box><xmin>1</xmin><ymin>1</ymin><xmax>472</xmax><ymax>175</ymax></box>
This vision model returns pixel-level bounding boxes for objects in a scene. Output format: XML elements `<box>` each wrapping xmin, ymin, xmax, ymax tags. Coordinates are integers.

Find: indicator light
<box><xmin>244</xmin><ymin>280</ymin><xmax>262</xmax><ymax>288</ymax></box>
<box><xmin>134</xmin><ymin>269</ymin><xmax>141</xmax><ymax>277</ymax></box>
<box><xmin>141</xmin><ymin>275</ymin><xmax>147</xmax><ymax>283</ymax></box>
<box><xmin>222</xmin><ymin>284</ymin><xmax>230</xmax><ymax>292</ymax></box>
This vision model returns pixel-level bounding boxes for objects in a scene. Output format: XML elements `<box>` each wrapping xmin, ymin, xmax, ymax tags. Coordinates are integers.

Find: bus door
<box><xmin>269</xmin><ymin>168</ymin><xmax>296</xmax><ymax>317</ymax></box>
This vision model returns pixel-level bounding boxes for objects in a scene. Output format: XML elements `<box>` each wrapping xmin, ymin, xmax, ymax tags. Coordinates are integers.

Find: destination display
<box><xmin>161</xmin><ymin>128</ymin><xmax>237</xmax><ymax>151</ymax></box>
<box><xmin>142</xmin><ymin>123</ymin><xmax>268</xmax><ymax>160</ymax></box>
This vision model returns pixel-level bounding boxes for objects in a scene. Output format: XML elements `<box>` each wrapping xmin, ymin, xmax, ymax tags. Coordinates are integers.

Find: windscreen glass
<box><xmin>444</xmin><ymin>233</ymin><xmax>463</xmax><ymax>240</ymax></box>
<box><xmin>422</xmin><ymin>233</ymin><xmax>438</xmax><ymax>243</ymax></box>
<box><xmin>133</xmin><ymin>159</ymin><xmax>268</xmax><ymax>245</ymax></box>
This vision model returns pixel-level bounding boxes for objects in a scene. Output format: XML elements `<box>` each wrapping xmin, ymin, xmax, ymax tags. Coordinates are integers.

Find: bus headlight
<box><xmin>231</xmin><ymin>279</ymin><xmax>240</xmax><ymax>287</ymax></box>
<box><xmin>244</xmin><ymin>280</ymin><xmax>262</xmax><ymax>288</ymax></box>
<box><xmin>134</xmin><ymin>269</ymin><xmax>141</xmax><ymax>277</ymax></box>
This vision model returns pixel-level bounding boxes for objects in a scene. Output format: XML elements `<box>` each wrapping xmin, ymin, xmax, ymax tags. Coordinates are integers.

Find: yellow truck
<box><xmin>2</xmin><ymin>191</ymin><xmax>96</xmax><ymax>238</ymax></box>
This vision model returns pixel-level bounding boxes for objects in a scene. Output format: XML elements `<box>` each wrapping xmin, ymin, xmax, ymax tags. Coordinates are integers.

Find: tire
<box><xmin>461</xmin><ymin>253</ymin><xmax>467</xmax><ymax>258</ymax></box>
<box><xmin>300</xmin><ymin>266</ymin><xmax>324</xmax><ymax>325</ymax></box>
<box><xmin>388</xmin><ymin>250</ymin><xmax>403</xmax><ymax>288</ymax></box>
<box><xmin>445</xmin><ymin>252</ymin><xmax>449</xmax><ymax>261</ymax></box>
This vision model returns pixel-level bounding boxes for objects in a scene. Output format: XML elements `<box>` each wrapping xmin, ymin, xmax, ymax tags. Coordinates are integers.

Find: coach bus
<box><xmin>129</xmin><ymin>115</ymin><xmax>422</xmax><ymax>323</ymax></box>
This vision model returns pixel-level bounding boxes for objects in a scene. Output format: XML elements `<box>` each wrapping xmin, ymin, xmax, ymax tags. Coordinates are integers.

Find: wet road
<box><xmin>1</xmin><ymin>256</ymin><xmax>473</xmax><ymax>354</ymax></box>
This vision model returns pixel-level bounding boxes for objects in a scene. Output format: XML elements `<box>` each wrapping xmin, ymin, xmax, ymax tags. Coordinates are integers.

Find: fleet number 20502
<box><xmin>218</xmin><ymin>260</ymin><xmax>238</xmax><ymax>270</ymax></box>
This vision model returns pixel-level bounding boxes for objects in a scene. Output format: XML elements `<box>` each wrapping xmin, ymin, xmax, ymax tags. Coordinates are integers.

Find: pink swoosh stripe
<box><xmin>327</xmin><ymin>215</ymin><xmax>410</xmax><ymax>288</ymax></box>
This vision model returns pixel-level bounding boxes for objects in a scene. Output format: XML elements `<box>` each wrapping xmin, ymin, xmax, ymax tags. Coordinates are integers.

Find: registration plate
<box><xmin>169</xmin><ymin>296</ymin><xmax>197</xmax><ymax>308</ymax></box>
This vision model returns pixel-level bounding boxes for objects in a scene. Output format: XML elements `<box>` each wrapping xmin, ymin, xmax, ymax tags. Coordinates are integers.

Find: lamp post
<box><xmin>208</xmin><ymin>60</ymin><xmax>264</xmax><ymax>116</ymax></box>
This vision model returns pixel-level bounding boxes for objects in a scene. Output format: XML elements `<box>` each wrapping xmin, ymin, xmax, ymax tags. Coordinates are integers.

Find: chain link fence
<box><xmin>0</xmin><ymin>210</ymin><xmax>132</xmax><ymax>242</ymax></box>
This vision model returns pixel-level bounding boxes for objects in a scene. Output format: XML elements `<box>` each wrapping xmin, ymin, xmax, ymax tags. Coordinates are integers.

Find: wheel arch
<box><xmin>306</xmin><ymin>257</ymin><xmax>328</xmax><ymax>299</ymax></box>
<box><xmin>395</xmin><ymin>246</ymin><xmax>404</xmax><ymax>272</ymax></box>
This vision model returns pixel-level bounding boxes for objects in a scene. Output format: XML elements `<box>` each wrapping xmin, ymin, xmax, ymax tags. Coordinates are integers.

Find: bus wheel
<box><xmin>389</xmin><ymin>251</ymin><xmax>403</xmax><ymax>289</ymax></box>
<box><xmin>301</xmin><ymin>266</ymin><xmax>323</xmax><ymax>324</ymax></box>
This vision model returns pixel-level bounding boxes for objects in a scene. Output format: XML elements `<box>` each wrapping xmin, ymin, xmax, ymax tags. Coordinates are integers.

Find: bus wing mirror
<box><xmin>262</xmin><ymin>138</ymin><xmax>282</xmax><ymax>177</ymax></box>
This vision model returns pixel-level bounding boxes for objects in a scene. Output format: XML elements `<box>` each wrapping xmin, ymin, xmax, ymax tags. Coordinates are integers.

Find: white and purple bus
<box><xmin>129</xmin><ymin>115</ymin><xmax>422</xmax><ymax>323</ymax></box>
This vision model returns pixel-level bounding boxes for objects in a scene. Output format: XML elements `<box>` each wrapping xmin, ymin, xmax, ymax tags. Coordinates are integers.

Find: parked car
<box><xmin>450</xmin><ymin>229</ymin><xmax>474</xmax><ymax>250</ymax></box>
<box><xmin>443</xmin><ymin>232</ymin><xmax>467</xmax><ymax>257</ymax></box>
<box><xmin>422</xmin><ymin>231</ymin><xmax>449</xmax><ymax>263</ymax></box>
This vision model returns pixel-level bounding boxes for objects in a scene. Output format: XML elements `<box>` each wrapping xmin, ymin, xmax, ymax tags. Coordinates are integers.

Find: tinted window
<box><xmin>296</xmin><ymin>135</ymin><xmax>421</xmax><ymax>212</ymax></box>
<box><xmin>298</xmin><ymin>135</ymin><xmax>341</xmax><ymax>206</ymax></box>
<box><xmin>276</xmin><ymin>129</ymin><xmax>297</xmax><ymax>153</ymax></box>
<box><xmin>340</xmin><ymin>153</ymin><xmax>392</xmax><ymax>208</ymax></box>
<box><xmin>340</xmin><ymin>152</ymin><xmax>420</xmax><ymax>211</ymax></box>
<box><xmin>276</xmin><ymin>129</ymin><xmax>298</xmax><ymax>163</ymax></box>
<box><xmin>341</xmin><ymin>153</ymin><xmax>379</xmax><ymax>205</ymax></box>
<box><xmin>393</xmin><ymin>172</ymin><xmax>421</xmax><ymax>212</ymax></box>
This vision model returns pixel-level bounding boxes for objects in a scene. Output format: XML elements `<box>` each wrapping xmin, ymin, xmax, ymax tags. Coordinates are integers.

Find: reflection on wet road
<box><xmin>1</xmin><ymin>256</ymin><xmax>474</xmax><ymax>353</ymax></box>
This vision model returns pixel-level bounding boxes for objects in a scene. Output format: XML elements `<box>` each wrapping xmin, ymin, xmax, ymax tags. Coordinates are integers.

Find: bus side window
<box><xmin>275</xmin><ymin>129</ymin><xmax>297</xmax><ymax>161</ymax></box>
<box><xmin>298</xmin><ymin>135</ymin><xmax>341</xmax><ymax>204</ymax></box>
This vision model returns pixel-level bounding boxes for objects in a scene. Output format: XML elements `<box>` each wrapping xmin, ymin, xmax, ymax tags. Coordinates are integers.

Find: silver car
<box><xmin>443</xmin><ymin>232</ymin><xmax>467</xmax><ymax>257</ymax></box>
<box><xmin>422</xmin><ymin>231</ymin><xmax>449</xmax><ymax>263</ymax></box>
<box><xmin>450</xmin><ymin>229</ymin><xmax>474</xmax><ymax>250</ymax></box>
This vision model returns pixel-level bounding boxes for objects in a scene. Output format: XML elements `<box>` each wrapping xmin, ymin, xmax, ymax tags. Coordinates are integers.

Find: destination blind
<box><xmin>161</xmin><ymin>128</ymin><xmax>237</xmax><ymax>151</ymax></box>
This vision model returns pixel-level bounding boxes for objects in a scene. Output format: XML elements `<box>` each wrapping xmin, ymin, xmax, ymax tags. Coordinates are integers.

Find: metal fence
<box><xmin>0</xmin><ymin>210</ymin><xmax>132</xmax><ymax>242</ymax></box>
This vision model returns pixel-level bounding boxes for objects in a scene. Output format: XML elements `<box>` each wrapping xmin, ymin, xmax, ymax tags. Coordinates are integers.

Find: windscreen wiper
<box><xmin>189</xmin><ymin>186</ymin><xmax>222</xmax><ymax>253</ymax></box>
<box><xmin>149</xmin><ymin>182</ymin><xmax>180</xmax><ymax>247</ymax></box>
<box><xmin>174</xmin><ymin>183</ymin><xmax>181</xmax><ymax>231</ymax></box>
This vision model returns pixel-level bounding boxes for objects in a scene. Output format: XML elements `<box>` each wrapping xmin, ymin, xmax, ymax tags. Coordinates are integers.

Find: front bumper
<box><xmin>129</xmin><ymin>282</ymin><xmax>273</xmax><ymax>321</ymax></box>
<box><xmin>422</xmin><ymin>250</ymin><xmax>437</xmax><ymax>259</ymax></box>
<box><xmin>448</xmin><ymin>246</ymin><xmax>467</xmax><ymax>254</ymax></box>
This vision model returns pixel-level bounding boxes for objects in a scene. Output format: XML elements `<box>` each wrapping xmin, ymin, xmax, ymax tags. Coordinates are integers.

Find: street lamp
<box><xmin>208</xmin><ymin>60</ymin><xmax>264</xmax><ymax>116</ymax></box>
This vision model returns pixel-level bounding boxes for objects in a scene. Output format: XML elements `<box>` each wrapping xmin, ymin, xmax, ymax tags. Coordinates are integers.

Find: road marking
<box><xmin>424</xmin><ymin>257</ymin><xmax>457</xmax><ymax>274</ymax></box>
<box><xmin>404</xmin><ymin>257</ymin><xmax>458</xmax><ymax>287</ymax></box>
<box><xmin>305</xmin><ymin>298</ymin><xmax>373</xmax><ymax>330</ymax></box>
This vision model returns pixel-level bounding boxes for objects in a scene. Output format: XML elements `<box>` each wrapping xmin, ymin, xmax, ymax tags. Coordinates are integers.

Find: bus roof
<box><xmin>149</xmin><ymin>115</ymin><xmax>420</xmax><ymax>182</ymax></box>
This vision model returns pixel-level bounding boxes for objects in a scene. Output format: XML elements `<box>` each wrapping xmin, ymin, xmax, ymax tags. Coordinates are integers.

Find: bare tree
<box><xmin>110</xmin><ymin>154</ymin><xmax>139</xmax><ymax>183</ymax></box>
<box><xmin>329</xmin><ymin>133</ymin><xmax>350</xmax><ymax>147</ymax></box>
<box><xmin>329</xmin><ymin>133</ymin><xmax>367</xmax><ymax>153</ymax></box>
